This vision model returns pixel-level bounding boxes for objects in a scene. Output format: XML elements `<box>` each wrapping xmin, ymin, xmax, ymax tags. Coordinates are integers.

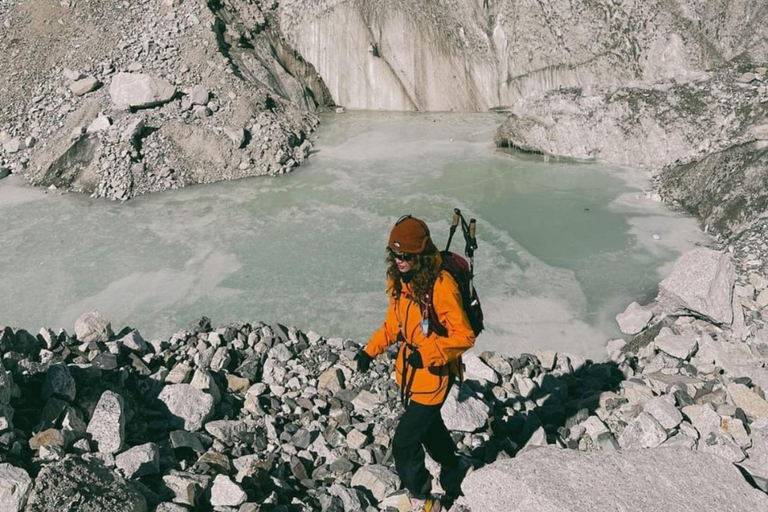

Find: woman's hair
<box><xmin>387</xmin><ymin>250</ymin><xmax>442</xmax><ymax>305</ymax></box>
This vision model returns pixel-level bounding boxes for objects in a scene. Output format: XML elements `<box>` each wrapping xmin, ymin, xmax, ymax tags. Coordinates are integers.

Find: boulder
<box><xmin>727</xmin><ymin>383</ymin><xmax>768</xmax><ymax>420</ymax></box>
<box><xmin>350</xmin><ymin>464</ymin><xmax>400</xmax><ymax>502</ymax></box>
<box><xmin>86</xmin><ymin>390</ymin><xmax>126</xmax><ymax>454</ymax></box>
<box><xmin>740</xmin><ymin>420</ymin><xmax>768</xmax><ymax>492</ymax></box>
<box><xmin>157</xmin><ymin>384</ymin><xmax>215</xmax><ymax>431</ymax></box>
<box><xmin>318</xmin><ymin>367</ymin><xmax>345</xmax><ymax>394</ymax></box>
<box><xmin>461</xmin><ymin>447</ymin><xmax>768</xmax><ymax>512</ymax></box>
<box><xmin>75</xmin><ymin>311</ymin><xmax>113</xmax><ymax>343</ymax></box>
<box><xmin>0</xmin><ymin>364</ymin><xmax>12</xmax><ymax>405</ymax></box>
<box><xmin>119</xmin><ymin>330</ymin><xmax>148</xmax><ymax>352</ymax></box>
<box><xmin>0</xmin><ymin>463</ymin><xmax>32</xmax><ymax>512</ymax></box>
<box><xmin>161</xmin><ymin>471</ymin><xmax>211</xmax><ymax>507</ymax></box>
<box><xmin>643</xmin><ymin>396</ymin><xmax>683</xmax><ymax>429</ymax></box>
<box><xmin>654</xmin><ymin>331</ymin><xmax>698</xmax><ymax>360</ymax></box>
<box><xmin>189</xmin><ymin>85</ymin><xmax>209</xmax><ymax>106</ymax></box>
<box><xmin>115</xmin><ymin>443</ymin><xmax>160</xmax><ymax>478</ymax></box>
<box><xmin>42</xmin><ymin>363</ymin><xmax>76</xmax><ymax>401</ymax></box>
<box><xmin>210</xmin><ymin>475</ymin><xmax>247</xmax><ymax>508</ymax></box>
<box><xmin>109</xmin><ymin>73</ymin><xmax>176</xmax><ymax>109</ymax></box>
<box><xmin>618</xmin><ymin>412</ymin><xmax>667</xmax><ymax>449</ymax></box>
<box><xmin>657</xmin><ymin>249</ymin><xmax>735</xmax><ymax>325</ymax></box>
<box><xmin>463</xmin><ymin>352</ymin><xmax>499</xmax><ymax>384</ymax></box>
<box><xmin>615</xmin><ymin>302</ymin><xmax>653</xmax><ymax>335</ymax></box>
<box><xmin>441</xmin><ymin>384</ymin><xmax>489</xmax><ymax>432</ymax></box>
<box><xmin>70</xmin><ymin>76</ymin><xmax>100</xmax><ymax>96</ymax></box>
<box><xmin>24</xmin><ymin>455</ymin><xmax>147</xmax><ymax>512</ymax></box>
<box><xmin>86</xmin><ymin>116</ymin><xmax>112</xmax><ymax>134</ymax></box>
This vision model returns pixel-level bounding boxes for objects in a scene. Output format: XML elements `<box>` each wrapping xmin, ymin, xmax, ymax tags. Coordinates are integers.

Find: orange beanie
<box><xmin>388</xmin><ymin>215</ymin><xmax>438</xmax><ymax>254</ymax></box>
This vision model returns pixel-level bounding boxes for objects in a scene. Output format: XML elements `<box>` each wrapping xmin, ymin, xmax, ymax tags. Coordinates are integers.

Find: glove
<box><xmin>355</xmin><ymin>351</ymin><xmax>373</xmax><ymax>372</ymax></box>
<box><xmin>406</xmin><ymin>349</ymin><xmax>424</xmax><ymax>369</ymax></box>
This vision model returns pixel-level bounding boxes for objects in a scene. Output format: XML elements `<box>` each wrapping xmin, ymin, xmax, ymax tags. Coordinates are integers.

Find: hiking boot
<box><xmin>410</xmin><ymin>495</ymin><xmax>442</xmax><ymax>512</ymax></box>
<box><xmin>439</xmin><ymin>456</ymin><xmax>474</xmax><ymax>495</ymax></box>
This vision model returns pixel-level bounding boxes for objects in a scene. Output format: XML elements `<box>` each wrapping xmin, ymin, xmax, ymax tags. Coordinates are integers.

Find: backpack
<box><xmin>424</xmin><ymin>208</ymin><xmax>484</xmax><ymax>338</ymax></box>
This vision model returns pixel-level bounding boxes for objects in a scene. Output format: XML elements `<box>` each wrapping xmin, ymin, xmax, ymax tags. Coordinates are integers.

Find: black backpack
<box><xmin>425</xmin><ymin>209</ymin><xmax>484</xmax><ymax>337</ymax></box>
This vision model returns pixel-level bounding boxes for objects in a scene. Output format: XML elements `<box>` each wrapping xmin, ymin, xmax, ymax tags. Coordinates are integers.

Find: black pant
<box><xmin>393</xmin><ymin>399</ymin><xmax>459</xmax><ymax>498</ymax></box>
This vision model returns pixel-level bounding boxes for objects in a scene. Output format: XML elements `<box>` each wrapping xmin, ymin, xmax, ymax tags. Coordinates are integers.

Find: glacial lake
<box><xmin>0</xmin><ymin>112</ymin><xmax>710</xmax><ymax>360</ymax></box>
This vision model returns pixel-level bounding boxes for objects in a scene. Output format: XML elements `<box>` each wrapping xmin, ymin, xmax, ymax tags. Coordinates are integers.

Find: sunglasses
<box><xmin>389</xmin><ymin>249</ymin><xmax>415</xmax><ymax>262</ymax></box>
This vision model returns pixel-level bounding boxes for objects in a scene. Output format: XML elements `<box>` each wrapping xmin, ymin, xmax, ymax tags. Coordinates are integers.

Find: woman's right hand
<box><xmin>354</xmin><ymin>350</ymin><xmax>373</xmax><ymax>372</ymax></box>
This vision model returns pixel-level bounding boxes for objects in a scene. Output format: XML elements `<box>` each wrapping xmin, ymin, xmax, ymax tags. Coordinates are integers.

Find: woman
<box><xmin>355</xmin><ymin>215</ymin><xmax>475</xmax><ymax>512</ymax></box>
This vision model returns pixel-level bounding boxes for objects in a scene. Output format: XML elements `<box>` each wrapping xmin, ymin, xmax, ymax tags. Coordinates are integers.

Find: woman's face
<box><xmin>391</xmin><ymin>251</ymin><xmax>414</xmax><ymax>273</ymax></box>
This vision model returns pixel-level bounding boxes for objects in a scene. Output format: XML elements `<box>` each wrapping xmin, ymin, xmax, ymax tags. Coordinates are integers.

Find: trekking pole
<box><xmin>466</xmin><ymin>219</ymin><xmax>477</xmax><ymax>286</ymax></box>
<box><xmin>469</xmin><ymin>219</ymin><xmax>477</xmax><ymax>251</ymax></box>
<box><xmin>445</xmin><ymin>209</ymin><xmax>461</xmax><ymax>251</ymax></box>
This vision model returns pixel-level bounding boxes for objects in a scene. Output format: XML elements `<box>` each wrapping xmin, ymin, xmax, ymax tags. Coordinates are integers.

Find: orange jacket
<box><xmin>364</xmin><ymin>269</ymin><xmax>476</xmax><ymax>405</ymax></box>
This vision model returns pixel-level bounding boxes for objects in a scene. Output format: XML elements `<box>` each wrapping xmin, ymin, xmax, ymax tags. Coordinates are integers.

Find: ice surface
<box><xmin>0</xmin><ymin>113</ymin><xmax>710</xmax><ymax>359</ymax></box>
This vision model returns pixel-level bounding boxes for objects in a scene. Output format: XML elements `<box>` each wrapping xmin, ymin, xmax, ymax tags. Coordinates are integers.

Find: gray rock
<box><xmin>223</xmin><ymin>126</ymin><xmax>246</xmax><ymax>148</ymax></box>
<box><xmin>535</xmin><ymin>349</ymin><xmax>557</xmax><ymax>371</ymax></box>
<box><xmin>87</xmin><ymin>115</ymin><xmax>112</xmax><ymax>134</ymax></box>
<box><xmin>122</xmin><ymin>119</ymin><xmax>145</xmax><ymax>144</ymax></box>
<box><xmin>75</xmin><ymin>311</ymin><xmax>113</xmax><ymax>343</ymax></box>
<box><xmin>329</xmin><ymin>483</ymin><xmax>370</xmax><ymax>512</ymax></box>
<box><xmin>615</xmin><ymin>301</ymin><xmax>653</xmax><ymax>335</ymax></box>
<box><xmin>683</xmin><ymin>404</ymin><xmax>722</xmax><ymax>438</ymax></box>
<box><xmin>109</xmin><ymin>73</ymin><xmax>176</xmax><ymax>109</ymax></box>
<box><xmin>269</xmin><ymin>343</ymin><xmax>294</xmax><ymax>362</ymax></box>
<box><xmin>463</xmin><ymin>352</ymin><xmax>499</xmax><ymax>384</ymax></box>
<box><xmin>210</xmin><ymin>474</ymin><xmax>247</xmax><ymax>508</ymax></box>
<box><xmin>350</xmin><ymin>464</ymin><xmax>400</xmax><ymax>502</ymax></box>
<box><xmin>42</xmin><ymin>363</ymin><xmax>76</xmax><ymax>402</ymax></box>
<box><xmin>169</xmin><ymin>430</ymin><xmax>206</xmax><ymax>454</ymax></box>
<box><xmin>352</xmin><ymin>390</ymin><xmax>381</xmax><ymax>413</ymax></box>
<box><xmin>512</xmin><ymin>373</ymin><xmax>537</xmax><ymax>398</ymax></box>
<box><xmin>1</xmin><ymin>365</ymin><xmax>13</xmax><ymax>406</ymax></box>
<box><xmin>582</xmin><ymin>416</ymin><xmax>609</xmax><ymax>440</ymax></box>
<box><xmin>643</xmin><ymin>396</ymin><xmax>683</xmax><ymax>429</ymax></box>
<box><xmin>189</xmin><ymin>369</ymin><xmax>221</xmax><ymax>404</ymax></box>
<box><xmin>461</xmin><ymin>447</ymin><xmax>768</xmax><ymax>511</ymax></box>
<box><xmin>441</xmin><ymin>384</ymin><xmax>489</xmax><ymax>432</ymax></box>
<box><xmin>655</xmin><ymin>331</ymin><xmax>698</xmax><ymax>360</ymax></box>
<box><xmin>158</xmin><ymin>384</ymin><xmax>215</xmax><ymax>431</ymax></box>
<box><xmin>698</xmin><ymin>431</ymin><xmax>746</xmax><ymax>463</ymax></box>
<box><xmin>155</xmin><ymin>504</ymin><xmax>189</xmax><ymax>512</ymax></box>
<box><xmin>119</xmin><ymin>330</ymin><xmax>148</xmax><ymax>352</ymax></box>
<box><xmin>165</xmin><ymin>363</ymin><xmax>192</xmax><ymax>384</ymax></box>
<box><xmin>24</xmin><ymin>455</ymin><xmax>147</xmax><ymax>512</ymax></box>
<box><xmin>618</xmin><ymin>412</ymin><xmax>667</xmax><ymax>449</ymax></box>
<box><xmin>318</xmin><ymin>367</ymin><xmax>345</xmax><ymax>394</ymax></box>
<box><xmin>161</xmin><ymin>471</ymin><xmax>211</xmax><ymax>507</ymax></box>
<box><xmin>657</xmin><ymin>249</ymin><xmax>735</xmax><ymax>325</ymax></box>
<box><xmin>204</xmin><ymin>420</ymin><xmax>247</xmax><ymax>444</ymax></box>
<box><xmin>38</xmin><ymin>328</ymin><xmax>58</xmax><ymax>350</ymax></box>
<box><xmin>740</xmin><ymin>420</ymin><xmax>768</xmax><ymax>492</ymax></box>
<box><xmin>86</xmin><ymin>391</ymin><xmax>125</xmax><ymax>454</ymax></box>
<box><xmin>2</xmin><ymin>137</ymin><xmax>20</xmax><ymax>154</ymax></box>
<box><xmin>70</xmin><ymin>76</ymin><xmax>100</xmax><ymax>96</ymax></box>
<box><xmin>0</xmin><ymin>463</ymin><xmax>32</xmax><ymax>512</ymax></box>
<box><xmin>190</xmin><ymin>85</ymin><xmax>209</xmax><ymax>106</ymax></box>
<box><xmin>346</xmin><ymin>429</ymin><xmax>368</xmax><ymax>449</ymax></box>
<box><xmin>115</xmin><ymin>443</ymin><xmax>160</xmax><ymax>478</ymax></box>
<box><xmin>62</xmin><ymin>68</ymin><xmax>84</xmax><ymax>81</ymax></box>
<box><xmin>727</xmin><ymin>383</ymin><xmax>768</xmax><ymax>420</ymax></box>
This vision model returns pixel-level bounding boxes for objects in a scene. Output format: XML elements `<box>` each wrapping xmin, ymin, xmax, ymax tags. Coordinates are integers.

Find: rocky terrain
<box><xmin>1</xmin><ymin>247</ymin><xmax>768</xmax><ymax>511</ymax></box>
<box><xmin>0</xmin><ymin>0</ymin><xmax>325</xmax><ymax>200</ymax></box>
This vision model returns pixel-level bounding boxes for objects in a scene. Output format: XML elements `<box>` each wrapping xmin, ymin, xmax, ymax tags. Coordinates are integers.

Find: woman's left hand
<box><xmin>406</xmin><ymin>349</ymin><xmax>424</xmax><ymax>369</ymax></box>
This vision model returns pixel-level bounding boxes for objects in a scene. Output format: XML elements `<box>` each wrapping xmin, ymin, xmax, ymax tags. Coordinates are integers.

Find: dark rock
<box><xmin>24</xmin><ymin>455</ymin><xmax>147</xmax><ymax>512</ymax></box>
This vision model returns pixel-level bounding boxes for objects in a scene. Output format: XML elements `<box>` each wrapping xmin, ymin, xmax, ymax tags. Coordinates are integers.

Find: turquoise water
<box><xmin>0</xmin><ymin>112</ymin><xmax>709</xmax><ymax>359</ymax></box>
